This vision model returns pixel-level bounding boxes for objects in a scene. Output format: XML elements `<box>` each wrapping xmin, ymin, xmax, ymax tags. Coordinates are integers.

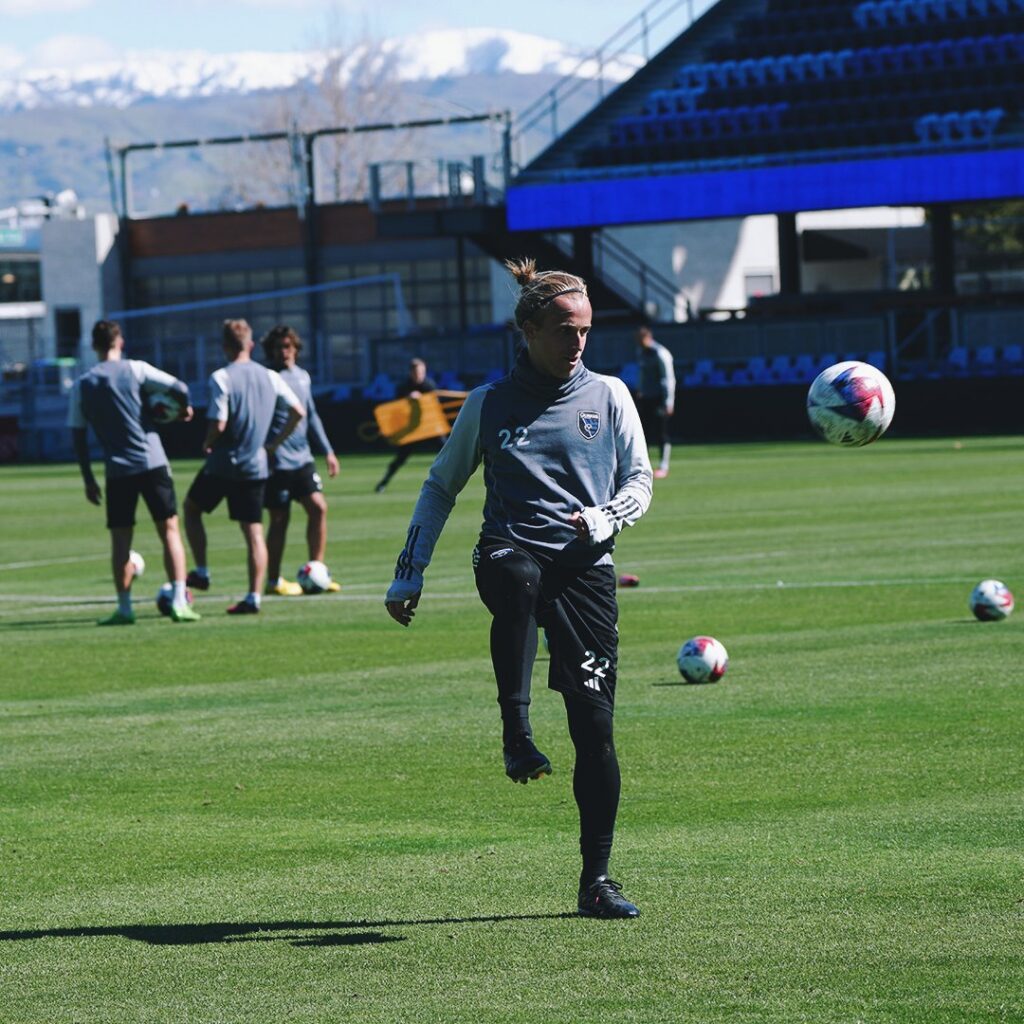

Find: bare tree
<box><xmin>247</xmin><ymin>19</ymin><xmax>416</xmax><ymax>206</ymax></box>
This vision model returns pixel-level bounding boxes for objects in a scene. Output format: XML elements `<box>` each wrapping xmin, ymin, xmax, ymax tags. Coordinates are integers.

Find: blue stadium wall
<box><xmin>507</xmin><ymin>148</ymin><xmax>1024</xmax><ymax>229</ymax></box>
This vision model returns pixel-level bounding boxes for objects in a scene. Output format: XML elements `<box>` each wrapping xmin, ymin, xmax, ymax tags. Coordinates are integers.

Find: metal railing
<box><xmin>513</xmin><ymin>0</ymin><xmax>706</xmax><ymax>159</ymax></box>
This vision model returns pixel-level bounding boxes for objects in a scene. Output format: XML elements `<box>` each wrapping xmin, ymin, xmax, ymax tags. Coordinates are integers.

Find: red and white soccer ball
<box><xmin>807</xmin><ymin>361</ymin><xmax>895</xmax><ymax>447</ymax></box>
<box><xmin>969</xmin><ymin>579</ymin><xmax>1014</xmax><ymax>621</ymax></box>
<box><xmin>677</xmin><ymin>635</ymin><xmax>729</xmax><ymax>684</ymax></box>
<box><xmin>297</xmin><ymin>559</ymin><xmax>332</xmax><ymax>594</ymax></box>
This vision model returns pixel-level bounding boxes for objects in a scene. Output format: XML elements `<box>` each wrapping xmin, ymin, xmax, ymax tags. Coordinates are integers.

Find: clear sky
<box><xmin>0</xmin><ymin>0</ymin><xmax>670</xmax><ymax>70</ymax></box>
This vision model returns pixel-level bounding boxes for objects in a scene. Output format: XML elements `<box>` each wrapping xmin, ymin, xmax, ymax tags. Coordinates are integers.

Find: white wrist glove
<box><xmin>386</xmin><ymin>575</ymin><xmax>422</xmax><ymax>603</ymax></box>
<box><xmin>578</xmin><ymin>505</ymin><xmax>615</xmax><ymax>545</ymax></box>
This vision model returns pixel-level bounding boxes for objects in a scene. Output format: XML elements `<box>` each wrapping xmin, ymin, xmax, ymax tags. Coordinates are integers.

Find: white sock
<box><xmin>660</xmin><ymin>443</ymin><xmax>672</xmax><ymax>471</ymax></box>
<box><xmin>117</xmin><ymin>592</ymin><xmax>133</xmax><ymax>616</ymax></box>
<box><xmin>172</xmin><ymin>580</ymin><xmax>187</xmax><ymax>608</ymax></box>
<box><xmin>246</xmin><ymin>592</ymin><xmax>261</xmax><ymax>608</ymax></box>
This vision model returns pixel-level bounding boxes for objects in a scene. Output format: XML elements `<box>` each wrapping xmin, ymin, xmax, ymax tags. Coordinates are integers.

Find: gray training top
<box><xmin>637</xmin><ymin>339</ymin><xmax>676</xmax><ymax>408</ymax></box>
<box><xmin>67</xmin><ymin>358</ymin><xmax>188</xmax><ymax>479</ymax></box>
<box><xmin>387</xmin><ymin>350</ymin><xmax>653</xmax><ymax>602</ymax></box>
<box><xmin>268</xmin><ymin>364</ymin><xmax>334</xmax><ymax>472</ymax></box>
<box><xmin>203</xmin><ymin>360</ymin><xmax>299</xmax><ymax>481</ymax></box>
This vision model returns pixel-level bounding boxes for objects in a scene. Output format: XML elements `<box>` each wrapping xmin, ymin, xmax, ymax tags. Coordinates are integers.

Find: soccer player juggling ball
<box><xmin>68</xmin><ymin>319</ymin><xmax>200</xmax><ymax>625</ymax></box>
<box><xmin>385</xmin><ymin>259</ymin><xmax>653</xmax><ymax>919</ymax></box>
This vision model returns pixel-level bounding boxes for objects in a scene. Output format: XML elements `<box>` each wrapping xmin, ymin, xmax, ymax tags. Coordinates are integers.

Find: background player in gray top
<box><xmin>183</xmin><ymin>319</ymin><xmax>304</xmax><ymax>615</ymax></box>
<box><xmin>68</xmin><ymin>319</ymin><xmax>199</xmax><ymax>624</ymax></box>
<box><xmin>635</xmin><ymin>325</ymin><xmax>676</xmax><ymax>479</ymax></box>
<box><xmin>386</xmin><ymin>258</ymin><xmax>652</xmax><ymax>919</ymax></box>
<box><xmin>261</xmin><ymin>324</ymin><xmax>340</xmax><ymax>596</ymax></box>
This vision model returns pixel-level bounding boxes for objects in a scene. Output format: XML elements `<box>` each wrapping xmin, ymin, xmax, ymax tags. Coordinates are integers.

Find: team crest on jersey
<box><xmin>577</xmin><ymin>410</ymin><xmax>601</xmax><ymax>439</ymax></box>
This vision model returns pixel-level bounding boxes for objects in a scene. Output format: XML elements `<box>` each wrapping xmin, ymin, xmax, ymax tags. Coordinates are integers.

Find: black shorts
<box><xmin>264</xmin><ymin>462</ymin><xmax>324</xmax><ymax>510</ymax></box>
<box><xmin>637</xmin><ymin>396</ymin><xmax>670</xmax><ymax>447</ymax></box>
<box><xmin>106</xmin><ymin>466</ymin><xmax>177</xmax><ymax>529</ymax></box>
<box><xmin>474</xmin><ymin>536</ymin><xmax>619</xmax><ymax>711</ymax></box>
<box><xmin>186</xmin><ymin>470</ymin><xmax>265</xmax><ymax>524</ymax></box>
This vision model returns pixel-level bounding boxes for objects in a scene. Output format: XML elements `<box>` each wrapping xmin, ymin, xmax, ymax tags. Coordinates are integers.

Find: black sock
<box><xmin>564</xmin><ymin>696</ymin><xmax>619</xmax><ymax>884</ymax></box>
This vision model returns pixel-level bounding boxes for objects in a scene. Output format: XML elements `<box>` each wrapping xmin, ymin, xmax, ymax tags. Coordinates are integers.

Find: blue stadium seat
<box><xmin>438</xmin><ymin>370</ymin><xmax>465</xmax><ymax>390</ymax></box>
<box><xmin>816</xmin><ymin>352</ymin><xmax>838</xmax><ymax>370</ymax></box>
<box><xmin>330</xmin><ymin>384</ymin><xmax>352</xmax><ymax>401</ymax></box>
<box><xmin>975</xmin><ymin>345</ymin><xmax>998</xmax><ymax>375</ymax></box>
<box><xmin>763</xmin><ymin>354</ymin><xmax>787</xmax><ymax>383</ymax></box>
<box><xmin>792</xmin><ymin>354</ymin><xmax>818</xmax><ymax>382</ymax></box>
<box><xmin>618</xmin><ymin>361</ymin><xmax>640</xmax><ymax>389</ymax></box>
<box><xmin>946</xmin><ymin>346</ymin><xmax>970</xmax><ymax>374</ymax></box>
<box><xmin>866</xmin><ymin>350</ymin><xmax>887</xmax><ymax>370</ymax></box>
<box><xmin>1000</xmin><ymin>343</ymin><xmax>1023</xmax><ymax>372</ymax></box>
<box><xmin>363</xmin><ymin>373</ymin><xmax>397</xmax><ymax>400</ymax></box>
<box><xmin>483</xmin><ymin>367</ymin><xmax>506</xmax><ymax>384</ymax></box>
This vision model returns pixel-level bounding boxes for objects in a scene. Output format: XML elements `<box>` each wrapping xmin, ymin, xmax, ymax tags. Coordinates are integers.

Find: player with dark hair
<box><xmin>374</xmin><ymin>358</ymin><xmax>440</xmax><ymax>493</ymax></box>
<box><xmin>183</xmin><ymin>319</ymin><xmax>304</xmax><ymax>614</ymax></box>
<box><xmin>635</xmin><ymin>325</ymin><xmax>675</xmax><ymax>479</ymax></box>
<box><xmin>68</xmin><ymin>319</ymin><xmax>200</xmax><ymax>624</ymax></box>
<box><xmin>385</xmin><ymin>259</ymin><xmax>653</xmax><ymax>919</ymax></box>
<box><xmin>261</xmin><ymin>325</ymin><xmax>340</xmax><ymax>595</ymax></box>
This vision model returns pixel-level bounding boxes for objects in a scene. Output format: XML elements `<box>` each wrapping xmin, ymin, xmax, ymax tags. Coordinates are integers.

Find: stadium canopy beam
<box><xmin>109</xmin><ymin>111</ymin><xmax>511</xmax><ymax>365</ymax></box>
<box><xmin>777</xmin><ymin>213</ymin><xmax>801</xmax><ymax>297</ymax></box>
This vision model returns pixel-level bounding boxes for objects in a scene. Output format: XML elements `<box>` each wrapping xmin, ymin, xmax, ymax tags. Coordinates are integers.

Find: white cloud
<box><xmin>0</xmin><ymin>45</ymin><xmax>25</xmax><ymax>74</ymax></box>
<box><xmin>0</xmin><ymin>0</ymin><xmax>91</xmax><ymax>13</ymax></box>
<box><xmin>29</xmin><ymin>33</ymin><xmax>118</xmax><ymax>69</ymax></box>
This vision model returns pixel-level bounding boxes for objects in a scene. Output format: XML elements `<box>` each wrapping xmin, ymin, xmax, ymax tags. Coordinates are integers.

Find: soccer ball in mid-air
<box><xmin>807</xmin><ymin>361</ymin><xmax>895</xmax><ymax>447</ymax></box>
<box><xmin>144</xmin><ymin>387</ymin><xmax>188</xmax><ymax>424</ymax></box>
<box><xmin>969</xmin><ymin>579</ymin><xmax>1014</xmax><ymax>621</ymax></box>
<box><xmin>297</xmin><ymin>560</ymin><xmax>332</xmax><ymax>594</ymax></box>
<box><xmin>129</xmin><ymin>550</ymin><xmax>145</xmax><ymax>578</ymax></box>
<box><xmin>156</xmin><ymin>582</ymin><xmax>194</xmax><ymax>617</ymax></box>
<box><xmin>677</xmin><ymin>636</ymin><xmax>729</xmax><ymax>684</ymax></box>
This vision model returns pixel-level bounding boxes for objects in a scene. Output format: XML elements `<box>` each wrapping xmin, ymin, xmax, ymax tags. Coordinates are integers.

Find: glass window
<box><xmin>277</xmin><ymin>268</ymin><xmax>304</xmax><ymax>287</ymax></box>
<box><xmin>161</xmin><ymin>275</ymin><xmax>190</xmax><ymax>298</ymax></box>
<box><xmin>220</xmin><ymin>272</ymin><xmax>246</xmax><ymax>294</ymax></box>
<box><xmin>248</xmin><ymin>270</ymin><xmax>276</xmax><ymax>292</ymax></box>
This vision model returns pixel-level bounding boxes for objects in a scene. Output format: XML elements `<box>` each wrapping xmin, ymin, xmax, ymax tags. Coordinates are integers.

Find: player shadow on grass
<box><xmin>0</xmin><ymin>913</ymin><xmax>575</xmax><ymax>948</ymax></box>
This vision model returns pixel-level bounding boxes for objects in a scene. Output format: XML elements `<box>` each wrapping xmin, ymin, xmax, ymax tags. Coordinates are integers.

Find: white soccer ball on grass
<box><xmin>807</xmin><ymin>361</ymin><xmax>895</xmax><ymax>447</ymax></box>
<box><xmin>297</xmin><ymin>560</ymin><xmax>332</xmax><ymax>594</ymax></box>
<box><xmin>677</xmin><ymin>635</ymin><xmax>729</xmax><ymax>684</ymax></box>
<box><xmin>969</xmin><ymin>579</ymin><xmax>1014</xmax><ymax>621</ymax></box>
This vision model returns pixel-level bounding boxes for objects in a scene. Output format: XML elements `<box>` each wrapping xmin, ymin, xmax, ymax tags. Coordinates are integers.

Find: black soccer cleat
<box><xmin>577</xmin><ymin>877</ymin><xmax>640</xmax><ymax>919</ymax></box>
<box><xmin>503</xmin><ymin>733</ymin><xmax>552</xmax><ymax>784</ymax></box>
<box><xmin>185</xmin><ymin>570</ymin><xmax>210</xmax><ymax>591</ymax></box>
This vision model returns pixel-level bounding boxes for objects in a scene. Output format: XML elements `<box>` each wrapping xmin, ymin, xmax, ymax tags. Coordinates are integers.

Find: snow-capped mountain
<box><xmin>0</xmin><ymin>29</ymin><xmax>641</xmax><ymax>112</ymax></box>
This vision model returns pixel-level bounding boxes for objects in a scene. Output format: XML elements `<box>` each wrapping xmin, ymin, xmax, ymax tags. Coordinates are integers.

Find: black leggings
<box><xmin>475</xmin><ymin>538</ymin><xmax>621</xmax><ymax>881</ymax></box>
<box><xmin>564</xmin><ymin>695</ymin><xmax>620</xmax><ymax>882</ymax></box>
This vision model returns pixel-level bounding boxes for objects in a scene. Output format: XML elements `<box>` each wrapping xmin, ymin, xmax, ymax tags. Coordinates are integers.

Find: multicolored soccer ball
<box><xmin>156</xmin><ymin>582</ymin><xmax>194</xmax><ymax>617</ymax></box>
<box><xmin>677</xmin><ymin>635</ymin><xmax>729</xmax><ymax>684</ymax></box>
<box><xmin>297</xmin><ymin>560</ymin><xmax>332</xmax><ymax>594</ymax></box>
<box><xmin>969</xmin><ymin>579</ymin><xmax>1014</xmax><ymax>621</ymax></box>
<box><xmin>129</xmin><ymin>549</ymin><xmax>146</xmax><ymax>578</ymax></box>
<box><xmin>807</xmin><ymin>361</ymin><xmax>895</xmax><ymax>447</ymax></box>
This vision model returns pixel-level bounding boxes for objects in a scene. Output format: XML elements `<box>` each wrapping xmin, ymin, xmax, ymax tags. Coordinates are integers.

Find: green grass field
<box><xmin>1</xmin><ymin>438</ymin><xmax>1023</xmax><ymax>1023</ymax></box>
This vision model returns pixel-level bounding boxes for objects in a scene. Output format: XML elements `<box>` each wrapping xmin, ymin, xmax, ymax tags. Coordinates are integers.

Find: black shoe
<box><xmin>185</xmin><ymin>570</ymin><xmax>210</xmax><ymax>591</ymax></box>
<box><xmin>503</xmin><ymin>733</ymin><xmax>551</xmax><ymax>784</ymax></box>
<box><xmin>577</xmin><ymin>877</ymin><xmax>640</xmax><ymax>919</ymax></box>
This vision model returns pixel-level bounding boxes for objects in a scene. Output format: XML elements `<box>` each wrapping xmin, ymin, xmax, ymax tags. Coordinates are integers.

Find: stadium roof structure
<box><xmin>507</xmin><ymin>0</ymin><xmax>1024</xmax><ymax>231</ymax></box>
